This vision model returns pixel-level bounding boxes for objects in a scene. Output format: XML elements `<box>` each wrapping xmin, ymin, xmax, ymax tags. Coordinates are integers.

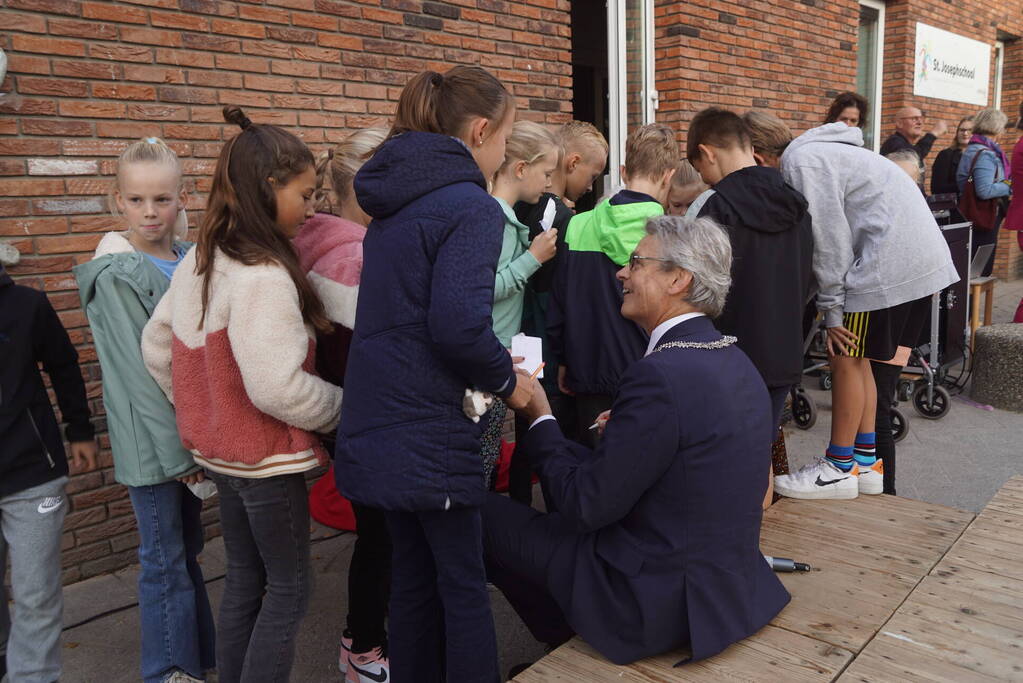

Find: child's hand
<box><xmin>69</xmin><ymin>440</ymin><xmax>99</xmax><ymax>473</ymax></box>
<box><xmin>178</xmin><ymin>471</ymin><xmax>206</xmax><ymax>486</ymax></box>
<box><xmin>528</xmin><ymin>228</ymin><xmax>558</xmax><ymax>264</ymax></box>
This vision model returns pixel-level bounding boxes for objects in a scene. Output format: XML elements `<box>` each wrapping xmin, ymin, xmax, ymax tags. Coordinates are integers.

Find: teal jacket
<box><xmin>492</xmin><ymin>197</ymin><xmax>541</xmax><ymax>347</ymax></box>
<box><xmin>73</xmin><ymin>232</ymin><xmax>198</xmax><ymax>487</ymax></box>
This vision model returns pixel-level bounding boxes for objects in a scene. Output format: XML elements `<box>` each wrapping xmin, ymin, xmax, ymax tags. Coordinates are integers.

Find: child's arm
<box><xmin>227</xmin><ymin>266</ymin><xmax>342</xmax><ymax>433</ymax></box>
<box><xmin>33</xmin><ymin>292</ymin><xmax>97</xmax><ymax>470</ymax></box>
<box><xmin>428</xmin><ymin>198</ymin><xmax>515</xmax><ymax>397</ymax></box>
<box><xmin>494</xmin><ymin>246</ymin><xmax>542</xmax><ymax>303</ymax></box>
<box><xmin>141</xmin><ymin>284</ymin><xmax>176</xmax><ymax>403</ymax></box>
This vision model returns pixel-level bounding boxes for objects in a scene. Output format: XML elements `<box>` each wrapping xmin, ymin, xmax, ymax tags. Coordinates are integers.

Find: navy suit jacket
<box><xmin>522</xmin><ymin>315</ymin><xmax>790</xmax><ymax>663</ymax></box>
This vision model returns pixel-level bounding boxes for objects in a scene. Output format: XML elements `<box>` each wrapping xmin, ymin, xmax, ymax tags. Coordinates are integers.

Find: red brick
<box><xmin>243</xmin><ymin>40</ymin><xmax>293</xmax><ymax>59</ymax></box>
<box><xmin>122</xmin><ymin>65</ymin><xmax>186</xmax><ymax>84</ymax></box>
<box><xmin>52</xmin><ymin>60</ymin><xmax>120</xmax><ymax>80</ymax></box>
<box><xmin>91</xmin><ymin>83</ymin><xmax>157</xmax><ymax>100</ymax></box>
<box><xmin>164</xmin><ymin>123</ymin><xmax>223</xmax><ymax>140</ymax></box>
<box><xmin>0</xmin><ymin>179</ymin><xmax>65</xmax><ymax>196</ymax></box>
<box><xmin>7</xmin><ymin>0</ymin><xmax>81</xmax><ymax>17</ymax></box>
<box><xmin>6</xmin><ymin>54</ymin><xmax>52</xmax><ymax>75</ymax></box>
<box><xmin>0</xmin><ymin>160</ymin><xmax>26</xmax><ymax>176</ymax></box>
<box><xmin>11</xmin><ymin>34</ymin><xmax>86</xmax><ymax>57</ymax></box>
<box><xmin>70</xmin><ymin>216</ymin><xmax>115</xmax><ymax>233</ymax></box>
<box><xmin>120</xmin><ymin>27</ymin><xmax>183</xmax><ymax>47</ymax></box>
<box><xmin>271</xmin><ymin>60</ymin><xmax>320</xmax><ymax>78</ymax></box>
<box><xmin>150</xmin><ymin>10</ymin><xmax>210</xmax><ymax>31</ymax></box>
<box><xmin>266</xmin><ymin>26</ymin><xmax>317</xmax><ymax>43</ymax></box>
<box><xmin>126</xmin><ymin>103</ymin><xmax>189</xmax><ymax>121</ymax></box>
<box><xmin>292</xmin><ymin>46</ymin><xmax>339</xmax><ymax>63</ymax></box>
<box><xmin>211</xmin><ymin>18</ymin><xmax>266</xmax><ymax>38</ymax></box>
<box><xmin>237</xmin><ymin>5</ymin><xmax>290</xmax><ymax>23</ymax></box>
<box><xmin>187</xmin><ymin>70</ymin><xmax>244</xmax><ymax>89</ymax></box>
<box><xmin>155</xmin><ymin>48</ymin><xmax>216</xmax><ymax>69</ymax></box>
<box><xmin>89</xmin><ymin>44</ymin><xmax>153</xmax><ymax>62</ymax></box>
<box><xmin>47</xmin><ymin>17</ymin><xmax>118</xmax><ymax>39</ymax></box>
<box><xmin>181</xmin><ymin>32</ymin><xmax>240</xmax><ymax>52</ymax></box>
<box><xmin>95</xmin><ymin>121</ymin><xmax>160</xmax><ymax>138</ymax></box>
<box><xmin>36</xmin><ymin>234</ymin><xmax>104</xmax><ymax>254</ymax></box>
<box><xmin>58</xmin><ymin>100</ymin><xmax>127</xmax><ymax>118</ymax></box>
<box><xmin>318</xmin><ymin>33</ymin><xmax>363</xmax><ymax>50</ymax></box>
<box><xmin>16</xmin><ymin>76</ymin><xmax>88</xmax><ymax>97</ymax></box>
<box><xmin>0</xmin><ymin>200</ymin><xmax>31</xmax><ymax>217</ymax></box>
<box><xmin>0</xmin><ymin>217</ymin><xmax>69</xmax><ymax>236</ymax></box>
<box><xmin>81</xmin><ymin>0</ymin><xmax>146</xmax><ymax>23</ymax></box>
<box><xmin>6</xmin><ymin>11</ymin><xmax>48</xmax><ymax>32</ymax></box>
<box><xmin>243</xmin><ymin>74</ymin><xmax>295</xmax><ymax>92</ymax></box>
<box><xmin>291</xmin><ymin>12</ymin><xmax>338</xmax><ymax>30</ymax></box>
<box><xmin>214</xmin><ymin>54</ymin><xmax>270</xmax><ymax>73</ymax></box>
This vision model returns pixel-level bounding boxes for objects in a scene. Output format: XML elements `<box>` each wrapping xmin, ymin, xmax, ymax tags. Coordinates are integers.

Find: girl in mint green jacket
<box><xmin>481</xmin><ymin>121</ymin><xmax>560</xmax><ymax>489</ymax></box>
<box><xmin>73</xmin><ymin>138</ymin><xmax>214</xmax><ymax>683</ymax></box>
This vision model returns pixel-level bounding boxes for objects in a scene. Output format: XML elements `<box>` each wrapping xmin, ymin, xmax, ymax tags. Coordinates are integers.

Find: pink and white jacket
<box><xmin>292</xmin><ymin>213</ymin><xmax>365</xmax><ymax>386</ymax></box>
<box><xmin>141</xmin><ymin>247</ymin><xmax>342</xmax><ymax>479</ymax></box>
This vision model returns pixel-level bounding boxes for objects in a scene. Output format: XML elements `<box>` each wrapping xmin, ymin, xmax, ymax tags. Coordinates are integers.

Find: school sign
<box><xmin>914</xmin><ymin>23</ymin><xmax>991</xmax><ymax>106</ymax></box>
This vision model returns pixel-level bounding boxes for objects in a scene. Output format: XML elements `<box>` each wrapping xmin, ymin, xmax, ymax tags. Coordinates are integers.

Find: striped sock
<box><xmin>854</xmin><ymin>432</ymin><xmax>877</xmax><ymax>466</ymax></box>
<box><xmin>825</xmin><ymin>444</ymin><xmax>855</xmax><ymax>472</ymax></box>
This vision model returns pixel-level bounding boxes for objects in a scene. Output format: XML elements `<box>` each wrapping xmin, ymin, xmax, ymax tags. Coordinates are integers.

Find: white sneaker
<box><xmin>774</xmin><ymin>458</ymin><xmax>859</xmax><ymax>500</ymax></box>
<box><xmin>857</xmin><ymin>459</ymin><xmax>884</xmax><ymax>495</ymax></box>
<box><xmin>162</xmin><ymin>671</ymin><xmax>204</xmax><ymax>683</ymax></box>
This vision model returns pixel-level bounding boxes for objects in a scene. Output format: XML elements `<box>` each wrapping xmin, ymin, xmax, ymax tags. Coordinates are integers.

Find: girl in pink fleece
<box><xmin>293</xmin><ymin>127</ymin><xmax>393</xmax><ymax>683</ymax></box>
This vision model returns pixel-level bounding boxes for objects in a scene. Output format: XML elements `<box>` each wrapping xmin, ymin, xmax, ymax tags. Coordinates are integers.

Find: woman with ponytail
<box><xmin>142</xmin><ymin>107</ymin><xmax>342</xmax><ymax>683</ymax></box>
<box><xmin>335</xmin><ymin>66</ymin><xmax>533</xmax><ymax>682</ymax></box>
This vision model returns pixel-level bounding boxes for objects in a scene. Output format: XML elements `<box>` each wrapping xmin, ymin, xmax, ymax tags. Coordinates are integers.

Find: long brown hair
<box><xmin>195</xmin><ymin>106</ymin><xmax>329</xmax><ymax>332</ymax></box>
<box><xmin>824</xmin><ymin>91</ymin><xmax>869</xmax><ymax>129</ymax></box>
<box><xmin>387</xmin><ymin>66</ymin><xmax>512</xmax><ymax>141</ymax></box>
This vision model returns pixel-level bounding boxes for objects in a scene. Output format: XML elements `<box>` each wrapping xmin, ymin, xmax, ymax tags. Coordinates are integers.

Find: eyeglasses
<box><xmin>628</xmin><ymin>253</ymin><xmax>674</xmax><ymax>271</ymax></box>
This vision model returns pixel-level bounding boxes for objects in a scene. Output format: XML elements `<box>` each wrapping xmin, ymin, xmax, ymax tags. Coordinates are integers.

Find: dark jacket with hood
<box><xmin>548</xmin><ymin>192</ymin><xmax>662</xmax><ymax>396</ymax></box>
<box><xmin>0</xmin><ymin>266</ymin><xmax>94</xmax><ymax>498</ymax></box>
<box><xmin>335</xmin><ymin>132</ymin><xmax>516</xmax><ymax>511</ymax></box>
<box><xmin>698</xmin><ymin>166</ymin><xmax>814</xmax><ymax>388</ymax></box>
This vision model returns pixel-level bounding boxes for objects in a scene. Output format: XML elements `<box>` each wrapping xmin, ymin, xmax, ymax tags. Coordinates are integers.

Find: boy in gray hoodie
<box><xmin>745</xmin><ymin>116</ymin><xmax>958</xmax><ymax>500</ymax></box>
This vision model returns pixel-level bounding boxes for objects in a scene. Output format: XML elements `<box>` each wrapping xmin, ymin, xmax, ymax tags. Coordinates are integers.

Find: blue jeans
<box><xmin>128</xmin><ymin>481</ymin><xmax>216</xmax><ymax>683</ymax></box>
<box><xmin>208</xmin><ymin>472</ymin><xmax>311</xmax><ymax>683</ymax></box>
<box><xmin>385</xmin><ymin>507</ymin><xmax>499</xmax><ymax>683</ymax></box>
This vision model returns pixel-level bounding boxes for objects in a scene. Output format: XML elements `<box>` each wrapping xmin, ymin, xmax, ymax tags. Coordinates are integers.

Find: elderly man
<box><xmin>880</xmin><ymin>106</ymin><xmax>948</xmax><ymax>184</ymax></box>
<box><xmin>482</xmin><ymin>215</ymin><xmax>790</xmax><ymax>669</ymax></box>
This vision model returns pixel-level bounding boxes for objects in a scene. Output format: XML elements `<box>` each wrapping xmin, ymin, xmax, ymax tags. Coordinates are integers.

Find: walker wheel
<box><xmin>897</xmin><ymin>380</ymin><xmax>915</xmax><ymax>403</ymax></box>
<box><xmin>792</xmin><ymin>390</ymin><xmax>817</xmax><ymax>430</ymax></box>
<box><xmin>912</xmin><ymin>385</ymin><xmax>951</xmax><ymax>420</ymax></box>
<box><xmin>891</xmin><ymin>407</ymin><xmax>908</xmax><ymax>443</ymax></box>
<box><xmin>818</xmin><ymin>371</ymin><xmax>833</xmax><ymax>391</ymax></box>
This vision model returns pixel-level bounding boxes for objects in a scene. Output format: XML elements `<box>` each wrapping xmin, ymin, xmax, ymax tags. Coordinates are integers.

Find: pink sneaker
<box><xmin>338</xmin><ymin>631</ymin><xmax>353</xmax><ymax>674</ymax></box>
<box><xmin>346</xmin><ymin>647</ymin><xmax>389</xmax><ymax>683</ymax></box>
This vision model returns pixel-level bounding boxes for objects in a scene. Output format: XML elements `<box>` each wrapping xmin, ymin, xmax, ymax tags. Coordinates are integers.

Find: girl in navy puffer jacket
<box><xmin>335</xmin><ymin>67</ymin><xmax>533</xmax><ymax>683</ymax></box>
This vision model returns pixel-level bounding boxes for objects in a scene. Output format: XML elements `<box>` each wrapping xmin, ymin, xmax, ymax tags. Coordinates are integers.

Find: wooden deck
<box><xmin>515</xmin><ymin>476</ymin><xmax>1023</xmax><ymax>682</ymax></box>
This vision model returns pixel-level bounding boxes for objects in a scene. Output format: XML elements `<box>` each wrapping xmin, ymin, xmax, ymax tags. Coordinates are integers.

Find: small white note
<box><xmin>511</xmin><ymin>333</ymin><xmax>544</xmax><ymax>378</ymax></box>
<box><xmin>539</xmin><ymin>197</ymin><xmax>557</xmax><ymax>232</ymax></box>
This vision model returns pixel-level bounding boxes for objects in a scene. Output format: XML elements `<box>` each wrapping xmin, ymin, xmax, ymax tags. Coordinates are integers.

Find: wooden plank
<box><xmin>929</xmin><ymin>563</ymin><xmax>1023</xmax><ymax>606</ymax></box>
<box><xmin>939</xmin><ymin>539</ymin><xmax>1023</xmax><ymax>581</ymax></box>
<box><xmin>514</xmin><ymin>626</ymin><xmax>853</xmax><ymax>683</ymax></box>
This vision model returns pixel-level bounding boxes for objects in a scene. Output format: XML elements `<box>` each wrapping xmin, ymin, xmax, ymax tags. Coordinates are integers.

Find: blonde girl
<box><xmin>74</xmin><ymin>137</ymin><xmax>215</xmax><ymax>683</ymax></box>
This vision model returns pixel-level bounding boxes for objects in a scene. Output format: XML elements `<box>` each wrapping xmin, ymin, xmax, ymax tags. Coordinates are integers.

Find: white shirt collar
<box><xmin>645</xmin><ymin>312</ymin><xmax>706</xmax><ymax>356</ymax></box>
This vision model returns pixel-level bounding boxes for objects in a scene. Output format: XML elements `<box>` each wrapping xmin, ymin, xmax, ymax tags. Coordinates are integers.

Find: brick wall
<box><xmin>0</xmin><ymin>0</ymin><xmax>571</xmax><ymax>584</ymax></box>
<box><xmin>655</xmin><ymin>0</ymin><xmax>1023</xmax><ymax>279</ymax></box>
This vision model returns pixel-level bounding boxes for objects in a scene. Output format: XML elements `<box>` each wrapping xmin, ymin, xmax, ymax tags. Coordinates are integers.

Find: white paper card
<box><xmin>539</xmin><ymin>197</ymin><xmax>557</xmax><ymax>232</ymax></box>
<box><xmin>512</xmin><ymin>333</ymin><xmax>544</xmax><ymax>378</ymax></box>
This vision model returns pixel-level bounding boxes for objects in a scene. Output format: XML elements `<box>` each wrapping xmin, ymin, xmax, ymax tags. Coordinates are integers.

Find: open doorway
<box><xmin>570</xmin><ymin>2</ymin><xmax>608</xmax><ymax>212</ymax></box>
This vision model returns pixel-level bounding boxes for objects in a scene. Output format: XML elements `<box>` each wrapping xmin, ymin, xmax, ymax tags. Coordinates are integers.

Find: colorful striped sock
<box><xmin>825</xmin><ymin>444</ymin><xmax>855</xmax><ymax>472</ymax></box>
<box><xmin>854</xmin><ymin>431</ymin><xmax>877</xmax><ymax>466</ymax></box>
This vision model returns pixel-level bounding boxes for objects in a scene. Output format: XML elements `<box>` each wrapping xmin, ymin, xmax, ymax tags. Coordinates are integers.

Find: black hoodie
<box><xmin>698</xmin><ymin>166</ymin><xmax>815</xmax><ymax>388</ymax></box>
<box><xmin>0</xmin><ymin>266</ymin><xmax>94</xmax><ymax>497</ymax></box>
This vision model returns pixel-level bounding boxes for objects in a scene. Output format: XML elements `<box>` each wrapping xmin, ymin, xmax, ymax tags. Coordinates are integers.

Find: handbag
<box><xmin>958</xmin><ymin>150</ymin><xmax>999</xmax><ymax>231</ymax></box>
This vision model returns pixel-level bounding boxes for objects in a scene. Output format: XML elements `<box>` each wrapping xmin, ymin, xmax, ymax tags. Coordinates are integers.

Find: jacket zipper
<box><xmin>26</xmin><ymin>409</ymin><xmax>56</xmax><ymax>468</ymax></box>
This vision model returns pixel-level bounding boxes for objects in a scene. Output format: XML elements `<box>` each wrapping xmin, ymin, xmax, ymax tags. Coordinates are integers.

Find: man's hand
<box><xmin>826</xmin><ymin>325</ymin><xmax>859</xmax><ymax>357</ymax></box>
<box><xmin>931</xmin><ymin>120</ymin><xmax>949</xmax><ymax>137</ymax></box>
<box><xmin>68</xmin><ymin>440</ymin><xmax>98</xmax><ymax>473</ymax></box>
<box><xmin>519</xmin><ymin>374</ymin><xmax>553</xmax><ymax>423</ymax></box>
<box><xmin>594</xmin><ymin>410</ymin><xmax>611</xmax><ymax>437</ymax></box>
<box><xmin>178</xmin><ymin>471</ymin><xmax>205</xmax><ymax>486</ymax></box>
<box><xmin>505</xmin><ymin>369</ymin><xmax>536</xmax><ymax>411</ymax></box>
<box><xmin>557</xmin><ymin>365</ymin><xmax>575</xmax><ymax>396</ymax></box>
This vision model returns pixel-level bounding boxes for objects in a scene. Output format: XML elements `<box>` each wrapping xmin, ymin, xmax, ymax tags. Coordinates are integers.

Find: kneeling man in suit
<box><xmin>484</xmin><ymin>214</ymin><xmax>790</xmax><ymax>666</ymax></box>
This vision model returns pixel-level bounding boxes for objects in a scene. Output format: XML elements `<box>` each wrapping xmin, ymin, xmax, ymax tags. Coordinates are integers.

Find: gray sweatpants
<box><xmin>0</xmin><ymin>476</ymin><xmax>68</xmax><ymax>683</ymax></box>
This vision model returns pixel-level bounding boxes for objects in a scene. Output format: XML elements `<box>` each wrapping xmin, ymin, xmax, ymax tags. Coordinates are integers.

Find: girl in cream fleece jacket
<box><xmin>142</xmin><ymin>107</ymin><xmax>341</xmax><ymax>683</ymax></box>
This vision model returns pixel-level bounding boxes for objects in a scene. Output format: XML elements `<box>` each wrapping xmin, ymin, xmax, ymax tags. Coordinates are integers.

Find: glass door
<box><xmin>607</xmin><ymin>0</ymin><xmax>656</xmax><ymax>191</ymax></box>
<box><xmin>857</xmin><ymin>0</ymin><xmax>885</xmax><ymax>151</ymax></box>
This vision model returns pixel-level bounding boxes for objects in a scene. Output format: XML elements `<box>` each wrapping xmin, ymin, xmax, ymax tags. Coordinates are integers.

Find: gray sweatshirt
<box><xmin>781</xmin><ymin>123</ymin><xmax>959</xmax><ymax>327</ymax></box>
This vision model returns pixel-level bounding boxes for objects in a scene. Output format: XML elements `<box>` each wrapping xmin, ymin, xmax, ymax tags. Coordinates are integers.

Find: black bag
<box><xmin>958</xmin><ymin>150</ymin><xmax>999</xmax><ymax>231</ymax></box>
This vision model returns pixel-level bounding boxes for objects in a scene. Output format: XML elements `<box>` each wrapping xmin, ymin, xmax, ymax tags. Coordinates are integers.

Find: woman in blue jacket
<box><xmin>334</xmin><ymin>66</ymin><xmax>532</xmax><ymax>683</ymax></box>
<box><xmin>957</xmin><ymin>107</ymin><xmax>1013</xmax><ymax>276</ymax></box>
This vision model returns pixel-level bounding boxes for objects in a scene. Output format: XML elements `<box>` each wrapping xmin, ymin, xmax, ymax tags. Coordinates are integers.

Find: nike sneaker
<box><xmin>346</xmin><ymin>647</ymin><xmax>388</xmax><ymax>683</ymax></box>
<box><xmin>339</xmin><ymin>630</ymin><xmax>353</xmax><ymax>674</ymax></box>
<box><xmin>773</xmin><ymin>458</ymin><xmax>859</xmax><ymax>500</ymax></box>
<box><xmin>857</xmin><ymin>459</ymin><xmax>884</xmax><ymax>495</ymax></box>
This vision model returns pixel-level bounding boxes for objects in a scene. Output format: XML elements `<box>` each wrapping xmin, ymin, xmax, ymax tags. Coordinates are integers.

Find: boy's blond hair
<box><xmin>557</xmin><ymin>120</ymin><xmax>608</xmax><ymax>157</ymax></box>
<box><xmin>742</xmin><ymin>111</ymin><xmax>793</xmax><ymax>161</ymax></box>
<box><xmin>624</xmin><ymin>123</ymin><xmax>678</xmax><ymax>180</ymax></box>
<box><xmin>315</xmin><ymin>126</ymin><xmax>388</xmax><ymax>213</ymax></box>
<box><xmin>499</xmin><ymin>121</ymin><xmax>559</xmax><ymax>174</ymax></box>
<box><xmin>672</xmin><ymin>159</ymin><xmax>703</xmax><ymax>189</ymax></box>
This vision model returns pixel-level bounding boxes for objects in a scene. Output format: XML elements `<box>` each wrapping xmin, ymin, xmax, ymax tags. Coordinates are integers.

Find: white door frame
<box><xmin>860</xmin><ymin>0</ymin><xmax>886</xmax><ymax>152</ymax></box>
<box><xmin>606</xmin><ymin>0</ymin><xmax>656</xmax><ymax>191</ymax></box>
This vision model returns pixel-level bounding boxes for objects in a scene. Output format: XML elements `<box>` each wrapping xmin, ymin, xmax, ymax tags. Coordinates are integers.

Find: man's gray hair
<box><xmin>884</xmin><ymin>148</ymin><xmax>920</xmax><ymax>166</ymax></box>
<box><xmin>644</xmin><ymin>215</ymin><xmax>732</xmax><ymax>317</ymax></box>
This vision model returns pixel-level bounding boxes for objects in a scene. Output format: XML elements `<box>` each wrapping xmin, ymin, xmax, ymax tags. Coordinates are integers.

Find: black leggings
<box><xmin>347</xmin><ymin>503</ymin><xmax>391</xmax><ymax>652</ymax></box>
<box><xmin>870</xmin><ymin>361</ymin><xmax>901</xmax><ymax>496</ymax></box>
